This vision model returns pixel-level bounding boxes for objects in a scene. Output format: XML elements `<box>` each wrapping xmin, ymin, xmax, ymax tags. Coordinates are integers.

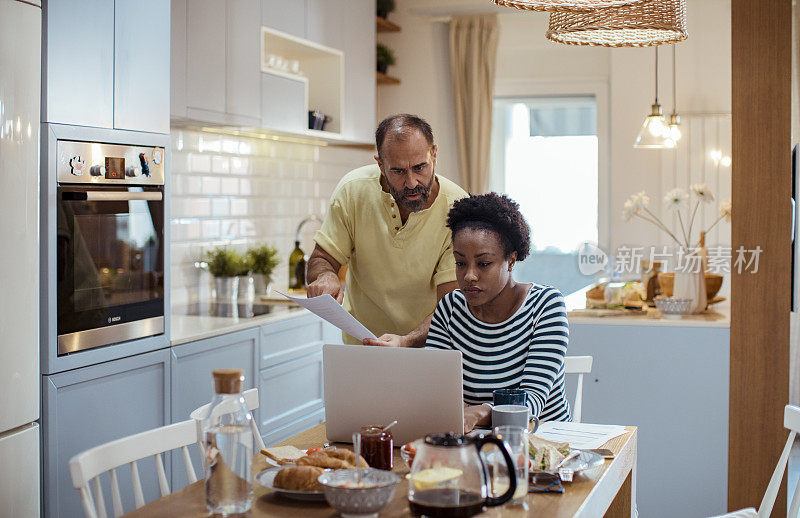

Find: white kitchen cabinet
<box><xmin>340</xmin><ymin>0</ymin><xmax>376</xmax><ymax>143</ymax></box>
<box><xmin>260</xmin><ymin>72</ymin><xmax>307</xmax><ymax>134</ymax></box>
<box><xmin>114</xmin><ymin>0</ymin><xmax>171</xmax><ymax>133</ymax></box>
<box><xmin>43</xmin><ymin>0</ymin><xmax>115</xmax><ymax>128</ymax></box>
<box><xmin>186</xmin><ymin>0</ymin><xmax>227</xmax><ymax>120</ymax></box>
<box><xmin>0</xmin><ymin>424</ymin><xmax>40</xmax><ymax>518</ymax></box>
<box><xmin>305</xmin><ymin>0</ymin><xmax>375</xmax><ymax>143</ymax></box>
<box><xmin>226</xmin><ymin>0</ymin><xmax>262</xmax><ymax>126</ymax></box>
<box><xmin>262</xmin><ymin>0</ymin><xmax>306</xmax><ymax>39</ymax></box>
<box><xmin>171</xmin><ymin>0</ymin><xmax>187</xmax><ymax>119</ymax></box>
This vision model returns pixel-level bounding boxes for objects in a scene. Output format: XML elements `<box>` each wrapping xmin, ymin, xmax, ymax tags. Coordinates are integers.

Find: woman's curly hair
<box><xmin>446</xmin><ymin>193</ymin><xmax>531</xmax><ymax>261</ymax></box>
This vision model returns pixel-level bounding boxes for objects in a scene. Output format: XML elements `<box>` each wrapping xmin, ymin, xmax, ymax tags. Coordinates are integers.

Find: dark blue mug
<box><xmin>493</xmin><ymin>388</ymin><xmax>526</xmax><ymax>406</ymax></box>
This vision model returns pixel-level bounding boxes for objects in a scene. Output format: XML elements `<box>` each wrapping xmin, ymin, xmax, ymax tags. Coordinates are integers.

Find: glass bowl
<box><xmin>317</xmin><ymin>468</ymin><xmax>401</xmax><ymax>518</ymax></box>
<box><xmin>654</xmin><ymin>297</ymin><xmax>693</xmax><ymax>319</ymax></box>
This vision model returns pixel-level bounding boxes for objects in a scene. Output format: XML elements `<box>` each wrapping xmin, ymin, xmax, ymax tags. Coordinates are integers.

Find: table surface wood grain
<box><xmin>123</xmin><ymin>424</ymin><xmax>637</xmax><ymax>518</ymax></box>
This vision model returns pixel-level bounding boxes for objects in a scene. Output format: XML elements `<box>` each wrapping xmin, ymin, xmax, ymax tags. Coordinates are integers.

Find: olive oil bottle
<box><xmin>288</xmin><ymin>240</ymin><xmax>306</xmax><ymax>290</ymax></box>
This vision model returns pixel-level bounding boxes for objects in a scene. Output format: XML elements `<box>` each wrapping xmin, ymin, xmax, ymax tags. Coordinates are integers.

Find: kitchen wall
<box><xmin>378</xmin><ymin>0</ymin><xmax>732</xmax><ymax>260</ymax></box>
<box><xmin>169</xmin><ymin>130</ymin><xmax>374</xmax><ymax>307</ymax></box>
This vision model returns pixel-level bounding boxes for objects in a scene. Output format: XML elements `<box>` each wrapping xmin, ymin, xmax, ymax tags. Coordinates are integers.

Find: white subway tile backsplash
<box><xmin>189</xmin><ymin>153</ymin><xmax>211</xmax><ymax>173</ymax></box>
<box><xmin>170</xmin><ymin>129</ymin><xmax>374</xmax><ymax>299</ymax></box>
<box><xmin>201</xmin><ymin>177</ymin><xmax>221</xmax><ymax>194</ymax></box>
<box><xmin>212</xmin><ymin>156</ymin><xmax>230</xmax><ymax>174</ymax></box>
<box><xmin>220</xmin><ymin>177</ymin><xmax>239</xmax><ymax>195</ymax></box>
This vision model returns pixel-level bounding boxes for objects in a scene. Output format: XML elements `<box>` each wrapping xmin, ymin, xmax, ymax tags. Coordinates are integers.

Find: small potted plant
<box><xmin>376</xmin><ymin>43</ymin><xmax>396</xmax><ymax>75</ymax></box>
<box><xmin>246</xmin><ymin>244</ymin><xmax>280</xmax><ymax>297</ymax></box>
<box><xmin>204</xmin><ymin>247</ymin><xmax>246</xmax><ymax>301</ymax></box>
<box><xmin>376</xmin><ymin>0</ymin><xmax>395</xmax><ymax>19</ymax></box>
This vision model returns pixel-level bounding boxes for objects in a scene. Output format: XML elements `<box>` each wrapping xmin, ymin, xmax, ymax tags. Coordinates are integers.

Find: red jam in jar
<box><xmin>360</xmin><ymin>425</ymin><xmax>393</xmax><ymax>470</ymax></box>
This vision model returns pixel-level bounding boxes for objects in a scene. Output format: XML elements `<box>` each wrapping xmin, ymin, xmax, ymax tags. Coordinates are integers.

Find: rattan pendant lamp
<box><xmin>546</xmin><ymin>0</ymin><xmax>687</xmax><ymax>47</ymax></box>
<box><xmin>491</xmin><ymin>0</ymin><xmax>647</xmax><ymax>13</ymax></box>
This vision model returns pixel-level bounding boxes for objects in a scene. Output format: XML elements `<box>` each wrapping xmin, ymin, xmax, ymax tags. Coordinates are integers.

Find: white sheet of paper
<box><xmin>276</xmin><ymin>291</ymin><xmax>377</xmax><ymax>342</ymax></box>
<box><xmin>534</xmin><ymin>422</ymin><xmax>628</xmax><ymax>450</ymax></box>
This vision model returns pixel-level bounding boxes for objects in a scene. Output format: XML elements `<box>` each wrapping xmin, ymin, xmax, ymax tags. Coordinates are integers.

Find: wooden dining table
<box><xmin>124</xmin><ymin>424</ymin><xmax>637</xmax><ymax>517</ymax></box>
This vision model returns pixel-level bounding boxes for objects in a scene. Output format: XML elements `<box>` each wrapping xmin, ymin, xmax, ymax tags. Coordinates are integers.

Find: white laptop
<box><xmin>323</xmin><ymin>344</ymin><xmax>464</xmax><ymax>445</ymax></box>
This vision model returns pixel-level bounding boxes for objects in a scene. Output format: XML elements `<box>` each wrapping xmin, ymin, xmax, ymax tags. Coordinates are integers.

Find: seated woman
<box><xmin>426</xmin><ymin>193</ymin><xmax>571</xmax><ymax>432</ymax></box>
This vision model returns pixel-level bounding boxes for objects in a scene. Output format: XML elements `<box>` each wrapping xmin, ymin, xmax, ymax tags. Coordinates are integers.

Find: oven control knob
<box><xmin>139</xmin><ymin>153</ymin><xmax>151</xmax><ymax>177</ymax></box>
<box><xmin>69</xmin><ymin>156</ymin><xmax>85</xmax><ymax>176</ymax></box>
<box><xmin>125</xmin><ymin>166</ymin><xmax>139</xmax><ymax>178</ymax></box>
<box><xmin>152</xmin><ymin>148</ymin><xmax>163</xmax><ymax>165</ymax></box>
<box><xmin>89</xmin><ymin>165</ymin><xmax>104</xmax><ymax>176</ymax></box>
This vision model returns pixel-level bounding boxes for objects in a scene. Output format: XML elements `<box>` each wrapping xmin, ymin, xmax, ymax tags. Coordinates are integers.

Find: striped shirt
<box><xmin>426</xmin><ymin>284</ymin><xmax>571</xmax><ymax>422</ymax></box>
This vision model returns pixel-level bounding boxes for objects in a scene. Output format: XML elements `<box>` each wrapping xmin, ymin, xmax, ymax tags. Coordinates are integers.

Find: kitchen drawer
<box><xmin>260</xmin><ymin>314</ymin><xmax>325</xmax><ymax>368</ymax></box>
<box><xmin>259</xmin><ymin>351</ymin><xmax>324</xmax><ymax>439</ymax></box>
<box><xmin>262</xmin><ymin>408</ymin><xmax>325</xmax><ymax>447</ymax></box>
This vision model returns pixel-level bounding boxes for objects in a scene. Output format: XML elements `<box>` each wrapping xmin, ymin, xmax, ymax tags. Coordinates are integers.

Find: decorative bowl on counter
<box><xmin>653</xmin><ymin>297</ymin><xmax>694</xmax><ymax>319</ymax></box>
<box><xmin>658</xmin><ymin>273</ymin><xmax>723</xmax><ymax>301</ymax></box>
<box><xmin>317</xmin><ymin>468</ymin><xmax>401</xmax><ymax>517</ymax></box>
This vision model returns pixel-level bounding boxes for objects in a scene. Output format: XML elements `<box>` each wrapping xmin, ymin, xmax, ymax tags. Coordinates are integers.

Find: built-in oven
<box><xmin>55</xmin><ymin>140</ymin><xmax>166</xmax><ymax>354</ymax></box>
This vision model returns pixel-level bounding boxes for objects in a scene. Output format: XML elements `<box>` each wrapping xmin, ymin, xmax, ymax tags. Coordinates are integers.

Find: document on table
<box><xmin>276</xmin><ymin>291</ymin><xmax>377</xmax><ymax>342</ymax></box>
<box><xmin>535</xmin><ymin>422</ymin><xmax>628</xmax><ymax>450</ymax></box>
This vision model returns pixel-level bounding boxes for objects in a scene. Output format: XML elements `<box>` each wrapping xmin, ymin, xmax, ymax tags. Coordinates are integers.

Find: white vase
<box><xmin>212</xmin><ymin>276</ymin><xmax>239</xmax><ymax>301</ymax></box>
<box><xmin>673</xmin><ymin>270</ymin><xmax>707</xmax><ymax>314</ymax></box>
<box><xmin>252</xmin><ymin>273</ymin><xmax>272</xmax><ymax>298</ymax></box>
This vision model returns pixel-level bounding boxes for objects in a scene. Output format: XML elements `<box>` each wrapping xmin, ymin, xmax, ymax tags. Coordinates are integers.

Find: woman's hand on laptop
<box><xmin>363</xmin><ymin>333</ymin><xmax>407</xmax><ymax>347</ymax></box>
<box><xmin>463</xmin><ymin>405</ymin><xmax>492</xmax><ymax>433</ymax></box>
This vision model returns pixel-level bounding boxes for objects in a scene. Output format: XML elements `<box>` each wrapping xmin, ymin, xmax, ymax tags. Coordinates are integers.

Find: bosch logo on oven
<box><xmin>107</xmin><ymin>316</ymin><xmax>122</xmax><ymax>324</ymax></box>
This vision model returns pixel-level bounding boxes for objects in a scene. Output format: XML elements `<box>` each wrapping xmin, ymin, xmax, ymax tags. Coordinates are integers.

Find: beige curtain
<box><xmin>449</xmin><ymin>15</ymin><xmax>499</xmax><ymax>194</ymax></box>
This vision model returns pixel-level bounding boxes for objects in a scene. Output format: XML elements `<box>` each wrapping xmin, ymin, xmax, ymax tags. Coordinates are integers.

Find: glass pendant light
<box><xmin>634</xmin><ymin>46</ymin><xmax>672</xmax><ymax>149</ymax></box>
<box><xmin>667</xmin><ymin>44</ymin><xmax>682</xmax><ymax>144</ymax></box>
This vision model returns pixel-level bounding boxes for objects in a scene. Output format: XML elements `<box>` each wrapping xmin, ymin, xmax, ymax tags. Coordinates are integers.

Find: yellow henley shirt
<box><xmin>314</xmin><ymin>164</ymin><xmax>467</xmax><ymax>344</ymax></box>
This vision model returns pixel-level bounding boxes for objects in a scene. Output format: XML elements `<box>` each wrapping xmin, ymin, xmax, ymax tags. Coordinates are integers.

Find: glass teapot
<box><xmin>408</xmin><ymin>433</ymin><xmax>517</xmax><ymax>517</ymax></box>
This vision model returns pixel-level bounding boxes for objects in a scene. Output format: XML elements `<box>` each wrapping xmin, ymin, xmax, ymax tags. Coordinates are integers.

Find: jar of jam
<box><xmin>360</xmin><ymin>425</ymin><xmax>393</xmax><ymax>470</ymax></box>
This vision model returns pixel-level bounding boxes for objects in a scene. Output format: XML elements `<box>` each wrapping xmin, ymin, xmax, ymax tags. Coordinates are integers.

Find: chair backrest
<box><xmin>757</xmin><ymin>404</ymin><xmax>800</xmax><ymax>518</ymax></box>
<box><xmin>69</xmin><ymin>419</ymin><xmax>199</xmax><ymax>518</ymax></box>
<box><xmin>190</xmin><ymin>387</ymin><xmax>265</xmax><ymax>457</ymax></box>
<box><xmin>564</xmin><ymin>355</ymin><xmax>593</xmax><ymax>423</ymax></box>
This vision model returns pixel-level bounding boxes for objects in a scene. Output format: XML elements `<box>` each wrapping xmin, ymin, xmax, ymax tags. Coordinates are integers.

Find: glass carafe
<box><xmin>408</xmin><ymin>433</ymin><xmax>517</xmax><ymax>517</ymax></box>
<box><xmin>203</xmin><ymin>369</ymin><xmax>254</xmax><ymax>515</ymax></box>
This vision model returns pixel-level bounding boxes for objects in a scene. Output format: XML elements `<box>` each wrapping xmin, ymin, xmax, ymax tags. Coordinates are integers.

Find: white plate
<box><xmin>255</xmin><ymin>467</ymin><xmax>326</xmax><ymax>501</ymax></box>
<box><xmin>530</xmin><ymin>449</ymin><xmax>605</xmax><ymax>475</ymax></box>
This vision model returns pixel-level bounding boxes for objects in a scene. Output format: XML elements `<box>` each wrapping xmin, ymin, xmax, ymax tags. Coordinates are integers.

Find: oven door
<box><xmin>57</xmin><ymin>185</ymin><xmax>165</xmax><ymax>354</ymax></box>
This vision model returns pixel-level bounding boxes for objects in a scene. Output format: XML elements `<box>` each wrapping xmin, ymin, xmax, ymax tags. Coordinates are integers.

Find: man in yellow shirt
<box><xmin>307</xmin><ymin>114</ymin><xmax>467</xmax><ymax>346</ymax></box>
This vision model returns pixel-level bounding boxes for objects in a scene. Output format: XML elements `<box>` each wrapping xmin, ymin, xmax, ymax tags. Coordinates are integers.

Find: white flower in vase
<box><xmin>664</xmin><ymin>188</ymin><xmax>689</xmax><ymax>212</ymax></box>
<box><xmin>691</xmin><ymin>183</ymin><xmax>715</xmax><ymax>203</ymax></box>
<box><xmin>719</xmin><ymin>198</ymin><xmax>732</xmax><ymax>222</ymax></box>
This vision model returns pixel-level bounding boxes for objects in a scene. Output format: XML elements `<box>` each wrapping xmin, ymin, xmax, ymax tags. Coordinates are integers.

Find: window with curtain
<box><xmin>489</xmin><ymin>96</ymin><xmax>599</xmax><ymax>296</ymax></box>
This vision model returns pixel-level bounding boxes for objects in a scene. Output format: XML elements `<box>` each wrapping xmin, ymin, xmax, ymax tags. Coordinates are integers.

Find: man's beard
<box><xmin>387</xmin><ymin>173</ymin><xmax>436</xmax><ymax>212</ymax></box>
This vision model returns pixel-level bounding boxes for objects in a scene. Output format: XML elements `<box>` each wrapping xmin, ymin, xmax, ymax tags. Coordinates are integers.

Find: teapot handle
<box><xmin>474</xmin><ymin>435</ymin><xmax>517</xmax><ymax>507</ymax></box>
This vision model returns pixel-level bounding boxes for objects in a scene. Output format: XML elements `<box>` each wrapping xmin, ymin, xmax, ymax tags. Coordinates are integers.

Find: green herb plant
<box><xmin>205</xmin><ymin>247</ymin><xmax>246</xmax><ymax>278</ymax></box>
<box><xmin>246</xmin><ymin>244</ymin><xmax>280</xmax><ymax>282</ymax></box>
<box><xmin>376</xmin><ymin>0</ymin><xmax>395</xmax><ymax>18</ymax></box>
<box><xmin>376</xmin><ymin>43</ymin><xmax>396</xmax><ymax>74</ymax></box>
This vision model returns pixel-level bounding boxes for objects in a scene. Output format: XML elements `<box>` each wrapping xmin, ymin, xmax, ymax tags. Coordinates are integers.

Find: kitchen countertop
<box><xmin>565</xmin><ymin>285</ymin><xmax>730</xmax><ymax>328</ymax></box>
<box><xmin>170</xmin><ymin>304</ymin><xmax>308</xmax><ymax>346</ymax></box>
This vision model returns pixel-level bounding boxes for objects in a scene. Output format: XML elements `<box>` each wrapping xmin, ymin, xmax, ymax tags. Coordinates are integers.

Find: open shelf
<box><xmin>261</xmin><ymin>26</ymin><xmax>344</xmax><ymax>135</ymax></box>
<box><xmin>376</xmin><ymin>71</ymin><xmax>401</xmax><ymax>85</ymax></box>
<box><xmin>376</xmin><ymin>16</ymin><xmax>401</xmax><ymax>33</ymax></box>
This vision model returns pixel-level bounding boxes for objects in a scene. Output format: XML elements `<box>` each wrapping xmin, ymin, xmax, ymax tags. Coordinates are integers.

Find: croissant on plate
<box><xmin>273</xmin><ymin>465</ymin><xmax>325</xmax><ymax>491</ymax></box>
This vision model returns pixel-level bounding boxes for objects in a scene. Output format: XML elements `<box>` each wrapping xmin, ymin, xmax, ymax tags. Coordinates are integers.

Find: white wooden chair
<box><xmin>564</xmin><ymin>355</ymin><xmax>593</xmax><ymax>423</ymax></box>
<box><xmin>69</xmin><ymin>419</ymin><xmax>199</xmax><ymax>518</ymax></box>
<box><xmin>189</xmin><ymin>387</ymin><xmax>266</xmax><ymax>455</ymax></box>
<box><xmin>709</xmin><ymin>404</ymin><xmax>800</xmax><ymax>518</ymax></box>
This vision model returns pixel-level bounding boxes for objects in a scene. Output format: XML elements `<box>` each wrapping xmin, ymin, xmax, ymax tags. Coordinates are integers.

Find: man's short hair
<box><xmin>375</xmin><ymin>114</ymin><xmax>434</xmax><ymax>157</ymax></box>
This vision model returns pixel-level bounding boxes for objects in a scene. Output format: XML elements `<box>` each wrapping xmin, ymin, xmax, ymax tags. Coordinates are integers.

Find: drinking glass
<box><xmin>492</xmin><ymin>425</ymin><xmax>529</xmax><ymax>506</ymax></box>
